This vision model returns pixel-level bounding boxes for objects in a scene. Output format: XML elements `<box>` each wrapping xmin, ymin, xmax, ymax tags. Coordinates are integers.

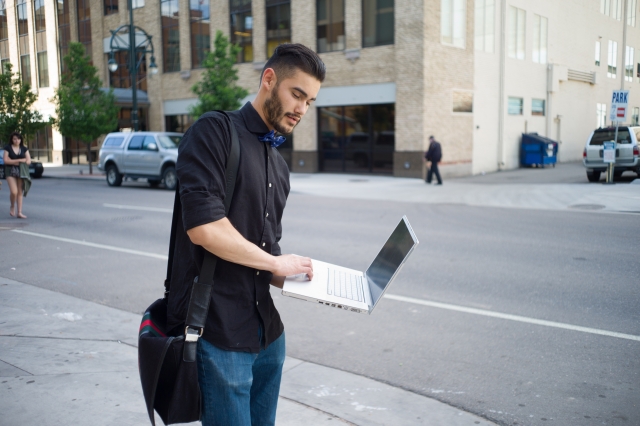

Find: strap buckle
<box><xmin>184</xmin><ymin>326</ymin><xmax>203</xmax><ymax>342</ymax></box>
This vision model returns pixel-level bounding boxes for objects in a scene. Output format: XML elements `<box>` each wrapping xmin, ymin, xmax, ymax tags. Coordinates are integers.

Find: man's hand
<box><xmin>272</xmin><ymin>254</ymin><xmax>314</xmax><ymax>280</ymax></box>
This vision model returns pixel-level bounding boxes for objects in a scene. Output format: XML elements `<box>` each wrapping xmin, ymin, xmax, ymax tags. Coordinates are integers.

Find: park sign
<box><xmin>609</xmin><ymin>90</ymin><xmax>629</xmax><ymax>122</ymax></box>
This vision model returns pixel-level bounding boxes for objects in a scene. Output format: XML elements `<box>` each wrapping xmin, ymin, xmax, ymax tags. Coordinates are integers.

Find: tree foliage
<box><xmin>190</xmin><ymin>31</ymin><xmax>249</xmax><ymax>119</ymax></box>
<box><xmin>52</xmin><ymin>42</ymin><xmax>118</xmax><ymax>142</ymax></box>
<box><xmin>52</xmin><ymin>42</ymin><xmax>118</xmax><ymax>173</ymax></box>
<box><xmin>0</xmin><ymin>63</ymin><xmax>48</xmax><ymax>145</ymax></box>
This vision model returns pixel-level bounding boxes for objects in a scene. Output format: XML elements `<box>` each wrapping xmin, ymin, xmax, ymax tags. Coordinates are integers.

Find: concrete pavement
<box><xmin>6</xmin><ymin>160</ymin><xmax>636</xmax><ymax>425</ymax></box>
<box><xmin>0</xmin><ymin>275</ymin><xmax>496</xmax><ymax>426</ymax></box>
<box><xmin>38</xmin><ymin>161</ymin><xmax>640</xmax><ymax>214</ymax></box>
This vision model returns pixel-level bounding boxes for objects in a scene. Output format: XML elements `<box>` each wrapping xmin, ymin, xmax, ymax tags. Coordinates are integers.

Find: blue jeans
<box><xmin>196</xmin><ymin>329</ymin><xmax>285</xmax><ymax>426</ymax></box>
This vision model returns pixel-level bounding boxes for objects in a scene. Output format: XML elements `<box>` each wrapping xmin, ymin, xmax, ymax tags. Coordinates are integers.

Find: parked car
<box><xmin>98</xmin><ymin>132</ymin><xmax>183</xmax><ymax>189</ymax></box>
<box><xmin>583</xmin><ymin>126</ymin><xmax>640</xmax><ymax>182</ymax></box>
<box><xmin>0</xmin><ymin>154</ymin><xmax>43</xmax><ymax>178</ymax></box>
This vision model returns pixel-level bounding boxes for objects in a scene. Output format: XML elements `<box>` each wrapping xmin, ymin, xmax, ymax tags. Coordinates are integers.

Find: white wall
<box><xmin>473</xmin><ymin>0</ymin><xmax>640</xmax><ymax>174</ymax></box>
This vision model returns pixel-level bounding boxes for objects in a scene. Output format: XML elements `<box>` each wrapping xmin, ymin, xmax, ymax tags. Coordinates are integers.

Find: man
<box><xmin>168</xmin><ymin>44</ymin><xmax>325</xmax><ymax>425</ymax></box>
<box><xmin>425</xmin><ymin>135</ymin><xmax>443</xmax><ymax>185</ymax></box>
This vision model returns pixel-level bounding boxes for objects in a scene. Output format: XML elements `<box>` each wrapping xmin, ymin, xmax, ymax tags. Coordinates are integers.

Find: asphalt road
<box><xmin>0</xmin><ymin>174</ymin><xmax>638</xmax><ymax>426</ymax></box>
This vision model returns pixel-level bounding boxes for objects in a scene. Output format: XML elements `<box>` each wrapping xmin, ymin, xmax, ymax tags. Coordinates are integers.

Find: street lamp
<box><xmin>107</xmin><ymin>0</ymin><xmax>157</xmax><ymax>132</ymax></box>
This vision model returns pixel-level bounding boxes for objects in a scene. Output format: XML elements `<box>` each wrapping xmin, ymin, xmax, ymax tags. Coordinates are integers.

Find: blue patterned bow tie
<box><xmin>258</xmin><ymin>130</ymin><xmax>286</xmax><ymax>148</ymax></box>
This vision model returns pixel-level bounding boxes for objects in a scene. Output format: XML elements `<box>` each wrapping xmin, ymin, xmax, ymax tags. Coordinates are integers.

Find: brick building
<box><xmin>1</xmin><ymin>0</ymin><xmax>639</xmax><ymax>177</ymax></box>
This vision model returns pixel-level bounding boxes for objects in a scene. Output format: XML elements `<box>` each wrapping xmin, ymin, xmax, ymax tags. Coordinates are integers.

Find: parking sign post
<box><xmin>608</xmin><ymin>90</ymin><xmax>630</xmax><ymax>184</ymax></box>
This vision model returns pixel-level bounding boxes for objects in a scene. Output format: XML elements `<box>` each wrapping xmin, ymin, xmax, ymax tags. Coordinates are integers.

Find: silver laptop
<box><xmin>282</xmin><ymin>216</ymin><xmax>419</xmax><ymax>314</ymax></box>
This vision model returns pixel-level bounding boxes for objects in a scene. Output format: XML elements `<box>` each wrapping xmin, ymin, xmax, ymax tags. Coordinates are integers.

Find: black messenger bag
<box><xmin>138</xmin><ymin>111</ymin><xmax>240</xmax><ymax>425</ymax></box>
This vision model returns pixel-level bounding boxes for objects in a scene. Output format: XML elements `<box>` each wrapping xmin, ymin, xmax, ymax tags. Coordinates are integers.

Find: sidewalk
<box><xmin>0</xmin><ymin>275</ymin><xmax>496</xmax><ymax>426</ymax></box>
<box><xmin>40</xmin><ymin>163</ymin><xmax>105</xmax><ymax>180</ymax></box>
<box><xmin>40</xmin><ymin>162</ymin><xmax>640</xmax><ymax>213</ymax></box>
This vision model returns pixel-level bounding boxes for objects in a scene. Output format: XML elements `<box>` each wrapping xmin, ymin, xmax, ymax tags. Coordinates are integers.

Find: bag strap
<box><xmin>163</xmin><ymin>110</ymin><xmax>240</xmax><ymax>296</ymax></box>
<box><xmin>168</xmin><ymin>111</ymin><xmax>240</xmax><ymax>361</ymax></box>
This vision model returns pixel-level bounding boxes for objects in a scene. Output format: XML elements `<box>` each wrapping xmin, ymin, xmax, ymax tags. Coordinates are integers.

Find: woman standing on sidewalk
<box><xmin>3</xmin><ymin>132</ymin><xmax>31</xmax><ymax>219</ymax></box>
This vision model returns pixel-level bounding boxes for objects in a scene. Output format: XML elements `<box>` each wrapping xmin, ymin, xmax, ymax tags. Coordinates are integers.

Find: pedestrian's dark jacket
<box><xmin>167</xmin><ymin>102</ymin><xmax>289</xmax><ymax>354</ymax></box>
<box><xmin>425</xmin><ymin>141</ymin><xmax>442</xmax><ymax>163</ymax></box>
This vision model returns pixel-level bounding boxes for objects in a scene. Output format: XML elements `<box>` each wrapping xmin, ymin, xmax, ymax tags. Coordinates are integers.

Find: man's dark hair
<box><xmin>261</xmin><ymin>44</ymin><xmax>326</xmax><ymax>85</ymax></box>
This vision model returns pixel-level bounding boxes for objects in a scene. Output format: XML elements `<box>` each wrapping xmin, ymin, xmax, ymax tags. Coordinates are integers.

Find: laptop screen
<box><xmin>365</xmin><ymin>217</ymin><xmax>417</xmax><ymax>306</ymax></box>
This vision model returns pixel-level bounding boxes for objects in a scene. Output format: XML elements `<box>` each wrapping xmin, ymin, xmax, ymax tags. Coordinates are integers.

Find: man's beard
<box><xmin>263</xmin><ymin>85</ymin><xmax>299</xmax><ymax>135</ymax></box>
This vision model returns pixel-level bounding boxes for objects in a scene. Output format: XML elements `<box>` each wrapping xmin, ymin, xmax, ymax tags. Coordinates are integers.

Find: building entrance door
<box><xmin>318</xmin><ymin>103</ymin><xmax>394</xmax><ymax>174</ymax></box>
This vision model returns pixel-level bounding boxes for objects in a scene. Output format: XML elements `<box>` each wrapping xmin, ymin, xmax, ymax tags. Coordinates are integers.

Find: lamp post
<box><xmin>107</xmin><ymin>0</ymin><xmax>158</xmax><ymax>132</ymax></box>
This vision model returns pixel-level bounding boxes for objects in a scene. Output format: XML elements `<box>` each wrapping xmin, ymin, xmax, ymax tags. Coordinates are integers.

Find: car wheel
<box><xmin>148</xmin><ymin>179</ymin><xmax>161</xmax><ymax>188</ymax></box>
<box><xmin>106</xmin><ymin>164</ymin><xmax>122</xmax><ymax>187</ymax></box>
<box><xmin>587</xmin><ymin>171</ymin><xmax>601</xmax><ymax>182</ymax></box>
<box><xmin>163</xmin><ymin>166</ymin><xmax>177</xmax><ymax>190</ymax></box>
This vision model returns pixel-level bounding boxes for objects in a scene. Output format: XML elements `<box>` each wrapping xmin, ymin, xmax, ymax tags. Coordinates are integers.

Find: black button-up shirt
<box><xmin>167</xmin><ymin>102</ymin><xmax>290</xmax><ymax>353</ymax></box>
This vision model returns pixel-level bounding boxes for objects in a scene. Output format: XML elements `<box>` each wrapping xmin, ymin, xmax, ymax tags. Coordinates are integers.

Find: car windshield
<box><xmin>589</xmin><ymin>128</ymin><xmax>631</xmax><ymax>145</ymax></box>
<box><xmin>157</xmin><ymin>135</ymin><xmax>182</xmax><ymax>149</ymax></box>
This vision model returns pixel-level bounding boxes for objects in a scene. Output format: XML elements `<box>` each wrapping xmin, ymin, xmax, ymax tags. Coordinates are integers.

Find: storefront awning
<box><xmin>100</xmin><ymin>88</ymin><xmax>150</xmax><ymax>107</ymax></box>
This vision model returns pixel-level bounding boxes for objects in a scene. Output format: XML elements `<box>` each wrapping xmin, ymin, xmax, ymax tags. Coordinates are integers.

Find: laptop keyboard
<box><xmin>327</xmin><ymin>270</ymin><xmax>364</xmax><ymax>302</ymax></box>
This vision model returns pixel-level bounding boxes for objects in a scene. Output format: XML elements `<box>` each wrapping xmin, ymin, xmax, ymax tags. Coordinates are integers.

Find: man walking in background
<box><xmin>425</xmin><ymin>135</ymin><xmax>443</xmax><ymax>185</ymax></box>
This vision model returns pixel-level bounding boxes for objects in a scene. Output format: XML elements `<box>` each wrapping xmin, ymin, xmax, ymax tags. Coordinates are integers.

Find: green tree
<box><xmin>190</xmin><ymin>31</ymin><xmax>249</xmax><ymax>119</ymax></box>
<box><xmin>0</xmin><ymin>63</ymin><xmax>48</xmax><ymax>146</ymax></box>
<box><xmin>52</xmin><ymin>42</ymin><xmax>118</xmax><ymax>174</ymax></box>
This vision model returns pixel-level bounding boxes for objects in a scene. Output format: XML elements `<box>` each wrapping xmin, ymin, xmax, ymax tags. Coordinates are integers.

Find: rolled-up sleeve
<box><xmin>176</xmin><ymin>113</ymin><xmax>231</xmax><ymax>231</ymax></box>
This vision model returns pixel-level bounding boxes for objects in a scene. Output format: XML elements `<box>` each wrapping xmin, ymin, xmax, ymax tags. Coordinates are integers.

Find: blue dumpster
<box><xmin>520</xmin><ymin>133</ymin><xmax>558</xmax><ymax>167</ymax></box>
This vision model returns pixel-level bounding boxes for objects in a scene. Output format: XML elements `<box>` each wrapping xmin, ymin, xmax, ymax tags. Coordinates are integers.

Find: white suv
<box><xmin>98</xmin><ymin>132</ymin><xmax>183</xmax><ymax>189</ymax></box>
<box><xmin>583</xmin><ymin>126</ymin><xmax>640</xmax><ymax>182</ymax></box>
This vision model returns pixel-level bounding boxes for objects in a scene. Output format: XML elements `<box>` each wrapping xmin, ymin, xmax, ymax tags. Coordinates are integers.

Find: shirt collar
<box><xmin>240</xmin><ymin>102</ymin><xmax>271</xmax><ymax>135</ymax></box>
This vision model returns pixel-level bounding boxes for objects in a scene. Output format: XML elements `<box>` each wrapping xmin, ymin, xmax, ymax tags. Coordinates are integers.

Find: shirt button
<box><xmin>266</xmin><ymin>212</ymin><xmax>269</xmax><ymax>217</ymax></box>
<box><xmin>269</xmin><ymin>183</ymin><xmax>272</xmax><ymax>187</ymax></box>
<box><xmin>262</xmin><ymin>242</ymin><xmax>265</xmax><ymax>247</ymax></box>
<box><xmin>256</xmin><ymin>301</ymin><xmax>259</xmax><ymax>306</ymax></box>
<box><xmin>256</xmin><ymin>271</ymin><xmax>260</xmax><ymax>275</ymax></box>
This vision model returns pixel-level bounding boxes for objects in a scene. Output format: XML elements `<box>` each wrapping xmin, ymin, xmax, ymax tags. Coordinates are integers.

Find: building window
<box><xmin>595</xmin><ymin>41</ymin><xmax>601</xmax><ymax>66</ymax></box>
<box><xmin>17</xmin><ymin>0</ymin><xmax>30</xmax><ymax>84</ymax></box>
<box><xmin>613</xmin><ymin>0</ymin><xmax>623</xmax><ymax>20</ymax></box>
<box><xmin>132</xmin><ymin>0</ymin><xmax>144</xmax><ymax>8</ymax></box>
<box><xmin>317</xmin><ymin>0</ymin><xmax>344</xmax><ymax>53</ymax></box>
<box><xmin>452</xmin><ymin>91</ymin><xmax>473</xmax><ymax>113</ymax></box>
<box><xmin>0</xmin><ymin>0</ymin><xmax>9</xmax><ymax>72</ymax></box>
<box><xmin>532</xmin><ymin>99</ymin><xmax>545</xmax><ymax>116</ymax></box>
<box><xmin>508</xmin><ymin>6</ymin><xmax>525</xmax><ymax>60</ymax></box>
<box><xmin>34</xmin><ymin>0</ymin><xmax>48</xmax><ymax>87</ymax></box>
<box><xmin>602</xmin><ymin>0</ymin><xmax>624</xmax><ymax>19</ymax></box>
<box><xmin>319</xmin><ymin>103</ymin><xmax>395</xmax><ymax>174</ymax></box>
<box><xmin>190</xmin><ymin>0</ymin><xmax>210</xmax><ymax>68</ymax></box>
<box><xmin>266</xmin><ymin>0</ymin><xmax>291</xmax><ymax>58</ymax></box>
<box><xmin>363</xmin><ymin>0</ymin><xmax>394</xmax><ymax>48</ymax></box>
<box><xmin>608</xmin><ymin>40</ymin><xmax>617</xmax><ymax>78</ymax></box>
<box><xmin>532</xmin><ymin>14</ymin><xmax>547</xmax><ymax>64</ymax></box>
<box><xmin>104</xmin><ymin>0</ymin><xmax>118</xmax><ymax>15</ymax></box>
<box><xmin>108</xmin><ymin>50</ymin><xmax>147</xmax><ymax>90</ymax></box>
<box><xmin>508</xmin><ymin>97</ymin><xmax>523</xmax><ymax>115</ymax></box>
<box><xmin>597</xmin><ymin>103</ymin><xmax>607</xmax><ymax>128</ymax></box>
<box><xmin>474</xmin><ymin>0</ymin><xmax>494</xmax><ymax>53</ymax></box>
<box><xmin>161</xmin><ymin>0</ymin><xmax>180</xmax><ymax>72</ymax></box>
<box><xmin>165</xmin><ymin>114</ymin><xmax>194</xmax><ymax>133</ymax></box>
<box><xmin>57</xmin><ymin>0</ymin><xmax>71</xmax><ymax>73</ymax></box>
<box><xmin>441</xmin><ymin>0</ymin><xmax>465</xmax><ymax>48</ymax></box>
<box><xmin>625</xmin><ymin>46</ymin><xmax>634</xmax><ymax>82</ymax></box>
<box><xmin>629</xmin><ymin>0</ymin><xmax>637</xmax><ymax>26</ymax></box>
<box><xmin>632</xmin><ymin>107</ymin><xmax>639</xmax><ymax>126</ymax></box>
<box><xmin>77</xmin><ymin>0</ymin><xmax>92</xmax><ymax>61</ymax></box>
<box><xmin>230</xmin><ymin>0</ymin><xmax>252</xmax><ymax>63</ymax></box>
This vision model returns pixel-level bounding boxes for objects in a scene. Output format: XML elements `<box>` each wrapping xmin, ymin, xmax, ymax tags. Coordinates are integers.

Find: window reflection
<box><xmin>230</xmin><ymin>0</ymin><xmax>252</xmax><ymax>63</ymax></box>
<box><xmin>319</xmin><ymin>104</ymin><xmax>395</xmax><ymax>174</ymax></box>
